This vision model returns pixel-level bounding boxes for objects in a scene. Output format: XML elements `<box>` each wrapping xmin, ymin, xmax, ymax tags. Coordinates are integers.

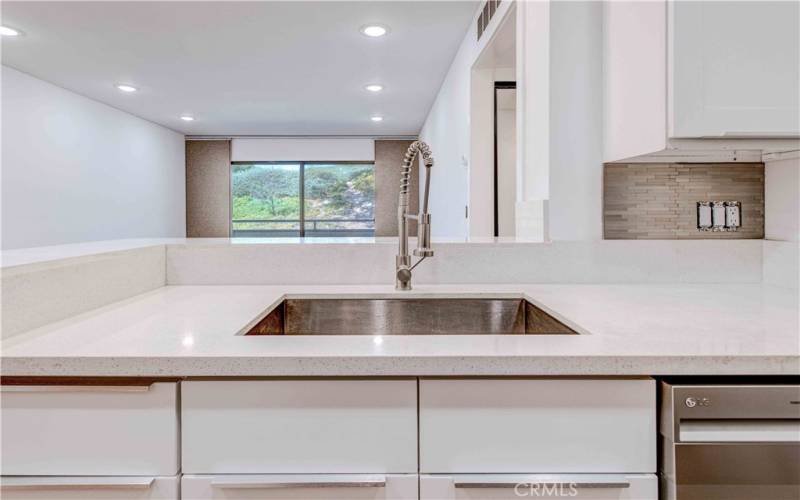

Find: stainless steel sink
<box><xmin>244</xmin><ymin>298</ymin><xmax>578</xmax><ymax>335</ymax></box>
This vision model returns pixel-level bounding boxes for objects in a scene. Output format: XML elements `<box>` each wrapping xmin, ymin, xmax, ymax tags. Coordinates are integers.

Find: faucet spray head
<box><xmin>414</xmin><ymin>213</ymin><xmax>434</xmax><ymax>257</ymax></box>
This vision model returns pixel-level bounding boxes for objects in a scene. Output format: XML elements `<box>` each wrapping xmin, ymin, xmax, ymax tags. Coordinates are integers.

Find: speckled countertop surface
<box><xmin>1</xmin><ymin>284</ymin><xmax>798</xmax><ymax>377</ymax></box>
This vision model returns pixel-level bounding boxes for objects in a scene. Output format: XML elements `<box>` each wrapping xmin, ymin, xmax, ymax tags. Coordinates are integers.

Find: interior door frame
<box><xmin>494</xmin><ymin>81</ymin><xmax>516</xmax><ymax>237</ymax></box>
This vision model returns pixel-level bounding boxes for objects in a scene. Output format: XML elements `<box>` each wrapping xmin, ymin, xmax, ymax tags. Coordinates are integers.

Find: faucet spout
<box><xmin>396</xmin><ymin>140</ymin><xmax>434</xmax><ymax>290</ymax></box>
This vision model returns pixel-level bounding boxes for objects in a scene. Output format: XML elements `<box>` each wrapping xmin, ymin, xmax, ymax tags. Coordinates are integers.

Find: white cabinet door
<box><xmin>603</xmin><ymin>0</ymin><xmax>668</xmax><ymax>161</ymax></box>
<box><xmin>0</xmin><ymin>383</ymin><xmax>179</xmax><ymax>475</ymax></box>
<box><xmin>182</xmin><ymin>380</ymin><xmax>417</xmax><ymax>473</ymax></box>
<box><xmin>419</xmin><ymin>379</ymin><xmax>656</xmax><ymax>473</ymax></box>
<box><xmin>670</xmin><ymin>0</ymin><xmax>800</xmax><ymax>138</ymax></box>
<box><xmin>0</xmin><ymin>476</ymin><xmax>178</xmax><ymax>500</ymax></box>
<box><xmin>182</xmin><ymin>474</ymin><xmax>418</xmax><ymax>500</ymax></box>
<box><xmin>420</xmin><ymin>474</ymin><xmax>657</xmax><ymax>500</ymax></box>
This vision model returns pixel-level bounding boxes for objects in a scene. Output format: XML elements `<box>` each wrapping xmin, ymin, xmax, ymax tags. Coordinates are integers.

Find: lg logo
<box><xmin>685</xmin><ymin>397</ymin><xmax>711</xmax><ymax>408</ymax></box>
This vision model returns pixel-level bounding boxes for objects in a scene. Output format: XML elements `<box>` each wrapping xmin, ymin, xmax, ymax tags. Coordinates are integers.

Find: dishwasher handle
<box><xmin>678</xmin><ymin>419</ymin><xmax>800</xmax><ymax>443</ymax></box>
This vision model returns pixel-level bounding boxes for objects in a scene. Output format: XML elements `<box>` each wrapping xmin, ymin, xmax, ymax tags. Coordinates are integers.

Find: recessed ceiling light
<box><xmin>365</xmin><ymin>84</ymin><xmax>384</xmax><ymax>93</ymax></box>
<box><xmin>370</xmin><ymin>116</ymin><xmax>384</xmax><ymax>122</ymax></box>
<box><xmin>115</xmin><ymin>84</ymin><xmax>138</xmax><ymax>93</ymax></box>
<box><xmin>0</xmin><ymin>26</ymin><xmax>21</xmax><ymax>37</ymax></box>
<box><xmin>180</xmin><ymin>115</ymin><xmax>195</xmax><ymax>122</ymax></box>
<box><xmin>360</xmin><ymin>24</ymin><xmax>389</xmax><ymax>37</ymax></box>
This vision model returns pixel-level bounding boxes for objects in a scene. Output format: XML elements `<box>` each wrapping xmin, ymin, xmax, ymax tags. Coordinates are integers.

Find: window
<box><xmin>231</xmin><ymin>162</ymin><xmax>375</xmax><ymax>237</ymax></box>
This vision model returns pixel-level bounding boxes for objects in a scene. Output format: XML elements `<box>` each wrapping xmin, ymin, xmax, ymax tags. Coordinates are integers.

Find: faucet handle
<box><xmin>396</xmin><ymin>267</ymin><xmax>412</xmax><ymax>283</ymax></box>
<box><xmin>413</xmin><ymin>213</ymin><xmax>434</xmax><ymax>257</ymax></box>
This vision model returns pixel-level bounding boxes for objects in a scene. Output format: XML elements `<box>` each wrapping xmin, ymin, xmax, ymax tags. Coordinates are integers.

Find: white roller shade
<box><xmin>231</xmin><ymin>138</ymin><xmax>375</xmax><ymax>162</ymax></box>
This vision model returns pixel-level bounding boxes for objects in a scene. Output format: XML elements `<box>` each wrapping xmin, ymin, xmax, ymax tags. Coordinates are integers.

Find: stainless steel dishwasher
<box><xmin>660</xmin><ymin>380</ymin><xmax>800</xmax><ymax>500</ymax></box>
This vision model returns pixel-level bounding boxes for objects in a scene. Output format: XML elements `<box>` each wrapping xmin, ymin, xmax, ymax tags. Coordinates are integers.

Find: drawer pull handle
<box><xmin>1</xmin><ymin>477</ymin><xmax>155</xmax><ymax>491</ymax></box>
<box><xmin>211</xmin><ymin>475</ymin><xmax>387</xmax><ymax>489</ymax></box>
<box><xmin>0</xmin><ymin>385</ymin><xmax>151</xmax><ymax>393</ymax></box>
<box><xmin>455</xmin><ymin>481</ymin><xmax>630</xmax><ymax>489</ymax></box>
<box><xmin>719</xmin><ymin>131</ymin><xmax>799</xmax><ymax>138</ymax></box>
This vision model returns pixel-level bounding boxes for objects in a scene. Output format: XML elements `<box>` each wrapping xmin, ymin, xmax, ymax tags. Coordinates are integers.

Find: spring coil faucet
<box><xmin>396</xmin><ymin>140</ymin><xmax>434</xmax><ymax>290</ymax></box>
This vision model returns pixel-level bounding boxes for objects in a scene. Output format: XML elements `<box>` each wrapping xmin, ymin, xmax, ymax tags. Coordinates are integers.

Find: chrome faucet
<box><xmin>396</xmin><ymin>140</ymin><xmax>434</xmax><ymax>290</ymax></box>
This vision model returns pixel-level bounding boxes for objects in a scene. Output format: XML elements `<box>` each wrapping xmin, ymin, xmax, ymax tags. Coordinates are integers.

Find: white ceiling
<box><xmin>1</xmin><ymin>1</ymin><xmax>478</xmax><ymax>136</ymax></box>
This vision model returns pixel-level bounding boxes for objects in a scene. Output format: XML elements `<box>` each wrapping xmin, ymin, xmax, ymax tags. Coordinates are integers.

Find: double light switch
<box><xmin>697</xmin><ymin>201</ymin><xmax>741</xmax><ymax>232</ymax></box>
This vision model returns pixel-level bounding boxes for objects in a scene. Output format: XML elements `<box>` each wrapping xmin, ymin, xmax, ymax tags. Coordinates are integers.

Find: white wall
<box><xmin>765</xmin><ymin>156</ymin><xmax>800</xmax><ymax>242</ymax></box>
<box><xmin>1</xmin><ymin>66</ymin><xmax>185</xmax><ymax>249</ymax></box>
<box><xmin>515</xmin><ymin>0</ymin><xmax>605</xmax><ymax>241</ymax></box>
<box><xmin>418</xmin><ymin>24</ymin><xmax>472</xmax><ymax>239</ymax></box>
<box><xmin>419</xmin><ymin>1</ymin><xmax>514</xmax><ymax>239</ymax></box>
<box><xmin>231</xmin><ymin>138</ymin><xmax>375</xmax><ymax>162</ymax></box>
<box><xmin>468</xmin><ymin>66</ymin><xmax>496</xmax><ymax>238</ymax></box>
<box><xmin>422</xmin><ymin>0</ymin><xmax>603</xmax><ymax>241</ymax></box>
<box><xmin>515</xmin><ymin>0</ymin><xmax>550</xmax><ymax>240</ymax></box>
<box><xmin>763</xmin><ymin>154</ymin><xmax>799</xmax><ymax>289</ymax></box>
<box><xmin>547</xmin><ymin>0</ymin><xmax>604</xmax><ymax>241</ymax></box>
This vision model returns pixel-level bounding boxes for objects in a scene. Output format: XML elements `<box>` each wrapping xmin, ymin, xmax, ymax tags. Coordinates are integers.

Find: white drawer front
<box><xmin>182</xmin><ymin>380</ymin><xmax>417</xmax><ymax>473</ymax></box>
<box><xmin>419</xmin><ymin>379</ymin><xmax>656</xmax><ymax>473</ymax></box>
<box><xmin>420</xmin><ymin>474</ymin><xmax>657</xmax><ymax>500</ymax></box>
<box><xmin>0</xmin><ymin>476</ymin><xmax>179</xmax><ymax>500</ymax></box>
<box><xmin>182</xmin><ymin>474</ymin><xmax>418</xmax><ymax>500</ymax></box>
<box><xmin>0</xmin><ymin>383</ymin><xmax>179</xmax><ymax>475</ymax></box>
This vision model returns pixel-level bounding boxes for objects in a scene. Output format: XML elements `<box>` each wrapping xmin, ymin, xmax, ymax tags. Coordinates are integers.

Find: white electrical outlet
<box><xmin>725</xmin><ymin>201</ymin><xmax>741</xmax><ymax>231</ymax></box>
<box><xmin>699</xmin><ymin>200</ymin><xmax>741</xmax><ymax>232</ymax></box>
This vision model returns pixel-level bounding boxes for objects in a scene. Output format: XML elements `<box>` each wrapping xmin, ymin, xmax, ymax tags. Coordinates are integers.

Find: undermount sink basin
<box><xmin>244</xmin><ymin>298</ymin><xmax>578</xmax><ymax>335</ymax></box>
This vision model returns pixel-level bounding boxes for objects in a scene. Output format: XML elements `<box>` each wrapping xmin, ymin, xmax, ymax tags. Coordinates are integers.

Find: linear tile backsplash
<box><xmin>604</xmin><ymin>163</ymin><xmax>764</xmax><ymax>239</ymax></box>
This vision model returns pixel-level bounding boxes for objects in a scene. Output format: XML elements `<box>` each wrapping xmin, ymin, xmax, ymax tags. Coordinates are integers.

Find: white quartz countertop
<box><xmin>1</xmin><ymin>284</ymin><xmax>798</xmax><ymax>377</ymax></box>
<box><xmin>0</xmin><ymin>236</ymin><xmax>543</xmax><ymax>268</ymax></box>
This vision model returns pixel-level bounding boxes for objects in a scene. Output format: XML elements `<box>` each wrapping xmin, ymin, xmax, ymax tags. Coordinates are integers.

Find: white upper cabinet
<box><xmin>670</xmin><ymin>1</ymin><xmax>800</xmax><ymax>138</ymax></box>
<box><xmin>603</xmin><ymin>0</ymin><xmax>668</xmax><ymax>162</ymax></box>
<box><xmin>604</xmin><ymin>0</ymin><xmax>800</xmax><ymax>162</ymax></box>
